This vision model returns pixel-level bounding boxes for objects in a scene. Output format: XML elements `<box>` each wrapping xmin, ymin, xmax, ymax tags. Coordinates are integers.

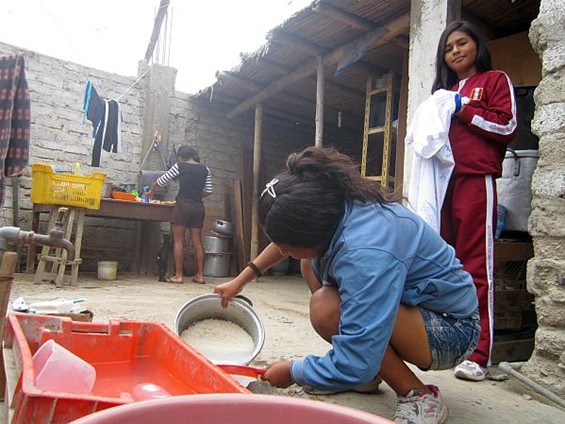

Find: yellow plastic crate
<box><xmin>31</xmin><ymin>164</ymin><xmax>106</xmax><ymax>210</ymax></box>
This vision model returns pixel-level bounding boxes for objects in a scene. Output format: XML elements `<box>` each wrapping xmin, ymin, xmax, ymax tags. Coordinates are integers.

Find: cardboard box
<box><xmin>50</xmin><ymin>310</ymin><xmax>94</xmax><ymax>322</ymax></box>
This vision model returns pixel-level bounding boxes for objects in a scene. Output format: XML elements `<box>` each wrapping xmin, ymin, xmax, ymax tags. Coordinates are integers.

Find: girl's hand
<box><xmin>262</xmin><ymin>361</ymin><xmax>294</xmax><ymax>388</ymax></box>
<box><xmin>213</xmin><ymin>280</ymin><xmax>244</xmax><ymax>308</ymax></box>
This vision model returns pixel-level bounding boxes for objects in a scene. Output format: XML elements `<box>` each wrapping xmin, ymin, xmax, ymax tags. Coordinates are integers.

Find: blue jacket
<box><xmin>290</xmin><ymin>201</ymin><xmax>477</xmax><ymax>391</ymax></box>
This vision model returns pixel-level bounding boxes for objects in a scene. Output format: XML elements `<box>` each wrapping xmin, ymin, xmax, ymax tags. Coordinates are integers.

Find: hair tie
<box><xmin>261</xmin><ymin>178</ymin><xmax>278</xmax><ymax>198</ymax></box>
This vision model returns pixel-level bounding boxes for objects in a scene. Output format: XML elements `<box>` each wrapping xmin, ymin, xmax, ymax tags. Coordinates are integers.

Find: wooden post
<box><xmin>233</xmin><ymin>180</ymin><xmax>247</xmax><ymax>271</ymax></box>
<box><xmin>0</xmin><ymin>251</ymin><xmax>18</xmax><ymax>398</ymax></box>
<box><xmin>315</xmin><ymin>55</ymin><xmax>325</xmax><ymax>147</ymax></box>
<box><xmin>250</xmin><ymin>104</ymin><xmax>263</xmax><ymax>260</ymax></box>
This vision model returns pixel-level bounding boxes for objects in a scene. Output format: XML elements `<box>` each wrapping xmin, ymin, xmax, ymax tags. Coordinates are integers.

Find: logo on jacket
<box><xmin>470</xmin><ymin>87</ymin><xmax>483</xmax><ymax>101</ymax></box>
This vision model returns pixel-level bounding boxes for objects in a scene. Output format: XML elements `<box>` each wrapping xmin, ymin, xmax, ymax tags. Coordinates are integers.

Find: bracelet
<box><xmin>247</xmin><ymin>261</ymin><xmax>262</xmax><ymax>278</ymax></box>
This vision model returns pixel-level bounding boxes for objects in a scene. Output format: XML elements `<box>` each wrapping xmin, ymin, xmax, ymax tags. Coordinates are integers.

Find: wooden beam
<box><xmin>315</xmin><ymin>55</ymin><xmax>325</xmax><ymax>147</ymax></box>
<box><xmin>201</xmin><ymin>85</ymin><xmax>363</xmax><ymax>134</ymax></box>
<box><xmin>346</xmin><ymin>60</ymin><xmax>389</xmax><ymax>79</ymax></box>
<box><xmin>313</xmin><ymin>2</ymin><xmax>373</xmax><ymax>32</ymax></box>
<box><xmin>227</xmin><ymin>13</ymin><xmax>409</xmax><ymax>119</ymax></box>
<box><xmin>144</xmin><ymin>0</ymin><xmax>171</xmax><ymax>62</ymax></box>
<box><xmin>267</xmin><ymin>30</ymin><xmax>326</xmax><ymax>56</ymax></box>
<box><xmin>216</xmin><ymin>71</ymin><xmax>315</xmax><ymax>109</ymax></box>
<box><xmin>250</xmin><ymin>104</ymin><xmax>263</xmax><ymax>260</ymax></box>
<box><xmin>257</xmin><ymin>58</ymin><xmax>292</xmax><ymax>76</ymax></box>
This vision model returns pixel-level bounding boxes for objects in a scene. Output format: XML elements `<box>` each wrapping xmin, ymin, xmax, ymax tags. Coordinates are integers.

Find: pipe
<box><xmin>30</xmin><ymin>230</ymin><xmax>76</xmax><ymax>261</ymax></box>
<box><xmin>499</xmin><ymin>362</ymin><xmax>565</xmax><ymax>409</ymax></box>
<box><xmin>0</xmin><ymin>226</ymin><xmax>75</xmax><ymax>261</ymax></box>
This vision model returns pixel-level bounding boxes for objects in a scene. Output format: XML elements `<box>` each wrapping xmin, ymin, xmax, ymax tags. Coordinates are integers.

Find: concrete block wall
<box><xmin>0</xmin><ymin>42</ymin><xmax>257</xmax><ymax>273</ymax></box>
<box><xmin>0</xmin><ymin>41</ymin><xmax>334</xmax><ymax>275</ymax></box>
<box><xmin>0</xmin><ymin>42</ymin><xmax>146</xmax><ymax>271</ymax></box>
<box><xmin>522</xmin><ymin>0</ymin><xmax>565</xmax><ymax>397</ymax></box>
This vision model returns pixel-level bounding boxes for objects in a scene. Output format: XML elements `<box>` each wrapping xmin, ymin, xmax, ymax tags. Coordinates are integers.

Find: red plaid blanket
<box><xmin>0</xmin><ymin>54</ymin><xmax>30</xmax><ymax>205</ymax></box>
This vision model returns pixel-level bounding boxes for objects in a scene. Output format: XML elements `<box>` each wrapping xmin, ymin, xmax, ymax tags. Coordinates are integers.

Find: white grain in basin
<box><xmin>180</xmin><ymin>318</ymin><xmax>255</xmax><ymax>363</ymax></box>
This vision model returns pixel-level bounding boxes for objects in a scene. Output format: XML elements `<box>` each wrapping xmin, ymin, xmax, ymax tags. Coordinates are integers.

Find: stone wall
<box><xmin>522</xmin><ymin>0</ymin><xmax>565</xmax><ymax>396</ymax></box>
<box><xmin>0</xmin><ymin>42</ymin><xmax>148</xmax><ymax>271</ymax></box>
<box><xmin>0</xmin><ymin>42</ymin><xmax>315</xmax><ymax>274</ymax></box>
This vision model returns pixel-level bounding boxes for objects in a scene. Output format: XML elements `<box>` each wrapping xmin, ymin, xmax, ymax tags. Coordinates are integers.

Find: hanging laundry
<box><xmin>0</xmin><ymin>54</ymin><xmax>30</xmax><ymax>206</ymax></box>
<box><xmin>82</xmin><ymin>80</ymin><xmax>121</xmax><ymax>167</ymax></box>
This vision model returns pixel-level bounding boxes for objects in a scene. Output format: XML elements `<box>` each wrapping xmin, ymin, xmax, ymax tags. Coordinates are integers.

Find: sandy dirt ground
<box><xmin>4</xmin><ymin>271</ymin><xmax>565</xmax><ymax>423</ymax></box>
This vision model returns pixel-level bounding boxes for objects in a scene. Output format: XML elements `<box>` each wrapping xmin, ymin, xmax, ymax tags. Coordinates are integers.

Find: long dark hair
<box><xmin>431</xmin><ymin>21</ymin><xmax>493</xmax><ymax>93</ymax></box>
<box><xmin>258</xmin><ymin>147</ymin><xmax>391</xmax><ymax>248</ymax></box>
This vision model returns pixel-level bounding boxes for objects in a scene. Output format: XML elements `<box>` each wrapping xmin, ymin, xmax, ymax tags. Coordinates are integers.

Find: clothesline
<box><xmin>116</xmin><ymin>66</ymin><xmax>152</xmax><ymax>101</ymax></box>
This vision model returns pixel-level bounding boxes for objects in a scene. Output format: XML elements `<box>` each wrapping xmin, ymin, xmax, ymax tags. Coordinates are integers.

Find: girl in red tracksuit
<box><xmin>432</xmin><ymin>21</ymin><xmax>517</xmax><ymax>381</ymax></box>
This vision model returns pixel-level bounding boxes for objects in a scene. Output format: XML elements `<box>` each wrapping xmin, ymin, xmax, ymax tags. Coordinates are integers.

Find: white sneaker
<box><xmin>303</xmin><ymin>376</ymin><xmax>382</xmax><ymax>395</ymax></box>
<box><xmin>453</xmin><ymin>359</ymin><xmax>488</xmax><ymax>381</ymax></box>
<box><xmin>393</xmin><ymin>385</ymin><xmax>448</xmax><ymax>424</ymax></box>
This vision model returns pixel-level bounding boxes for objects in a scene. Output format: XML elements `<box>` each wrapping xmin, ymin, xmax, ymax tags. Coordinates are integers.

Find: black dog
<box><xmin>157</xmin><ymin>234</ymin><xmax>172</xmax><ymax>282</ymax></box>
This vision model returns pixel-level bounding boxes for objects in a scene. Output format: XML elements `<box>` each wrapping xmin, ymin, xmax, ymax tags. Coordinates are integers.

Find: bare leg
<box><xmin>170</xmin><ymin>224</ymin><xmax>186</xmax><ymax>283</ymax></box>
<box><xmin>189</xmin><ymin>227</ymin><xmax>205</xmax><ymax>283</ymax></box>
<box><xmin>309</xmin><ymin>285</ymin><xmax>432</xmax><ymax>396</ymax></box>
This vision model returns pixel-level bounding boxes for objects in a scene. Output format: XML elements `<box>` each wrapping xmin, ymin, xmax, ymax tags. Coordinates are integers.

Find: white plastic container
<box><xmin>33</xmin><ymin>340</ymin><xmax>96</xmax><ymax>394</ymax></box>
<box><xmin>29</xmin><ymin>299</ymin><xmax>76</xmax><ymax>314</ymax></box>
<box><xmin>98</xmin><ymin>261</ymin><xmax>118</xmax><ymax>280</ymax></box>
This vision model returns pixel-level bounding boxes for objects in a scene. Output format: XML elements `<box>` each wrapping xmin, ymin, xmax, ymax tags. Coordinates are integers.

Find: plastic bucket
<box><xmin>97</xmin><ymin>261</ymin><xmax>117</xmax><ymax>280</ymax></box>
<box><xmin>174</xmin><ymin>294</ymin><xmax>264</xmax><ymax>365</ymax></box>
<box><xmin>33</xmin><ymin>340</ymin><xmax>96</xmax><ymax>394</ymax></box>
<box><xmin>68</xmin><ymin>394</ymin><xmax>392</xmax><ymax>424</ymax></box>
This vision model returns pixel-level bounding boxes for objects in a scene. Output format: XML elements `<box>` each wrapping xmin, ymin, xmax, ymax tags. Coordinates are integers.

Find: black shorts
<box><xmin>171</xmin><ymin>199</ymin><xmax>205</xmax><ymax>229</ymax></box>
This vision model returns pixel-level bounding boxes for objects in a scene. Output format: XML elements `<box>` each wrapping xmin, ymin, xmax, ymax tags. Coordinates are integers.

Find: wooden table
<box><xmin>27</xmin><ymin>199</ymin><xmax>174</xmax><ymax>274</ymax></box>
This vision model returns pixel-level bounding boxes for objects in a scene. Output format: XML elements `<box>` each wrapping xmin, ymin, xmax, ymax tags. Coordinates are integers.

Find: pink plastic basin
<box><xmin>69</xmin><ymin>394</ymin><xmax>393</xmax><ymax>424</ymax></box>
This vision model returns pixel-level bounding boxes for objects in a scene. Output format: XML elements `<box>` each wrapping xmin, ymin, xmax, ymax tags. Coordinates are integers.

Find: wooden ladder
<box><xmin>33</xmin><ymin>206</ymin><xmax>84</xmax><ymax>287</ymax></box>
<box><xmin>361</xmin><ymin>72</ymin><xmax>396</xmax><ymax>190</ymax></box>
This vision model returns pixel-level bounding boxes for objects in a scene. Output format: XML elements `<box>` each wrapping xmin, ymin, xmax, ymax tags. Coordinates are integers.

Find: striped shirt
<box><xmin>156</xmin><ymin>162</ymin><xmax>212</xmax><ymax>202</ymax></box>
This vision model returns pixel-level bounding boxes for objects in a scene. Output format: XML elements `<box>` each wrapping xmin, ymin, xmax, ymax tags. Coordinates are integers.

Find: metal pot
<box><xmin>212</xmin><ymin>220</ymin><xmax>234</xmax><ymax>236</ymax></box>
<box><xmin>101</xmin><ymin>182</ymin><xmax>113</xmax><ymax>198</ymax></box>
<box><xmin>204</xmin><ymin>252</ymin><xmax>231</xmax><ymax>277</ymax></box>
<box><xmin>174</xmin><ymin>294</ymin><xmax>265</xmax><ymax>365</ymax></box>
<box><xmin>203</xmin><ymin>236</ymin><xmax>230</xmax><ymax>253</ymax></box>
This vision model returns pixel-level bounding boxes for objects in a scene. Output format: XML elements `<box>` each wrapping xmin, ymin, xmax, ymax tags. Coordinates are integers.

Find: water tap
<box><xmin>0</xmin><ymin>208</ymin><xmax>75</xmax><ymax>260</ymax></box>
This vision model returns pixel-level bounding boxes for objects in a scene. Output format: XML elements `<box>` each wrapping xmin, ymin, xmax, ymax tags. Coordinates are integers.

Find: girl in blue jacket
<box><xmin>214</xmin><ymin>146</ymin><xmax>479</xmax><ymax>424</ymax></box>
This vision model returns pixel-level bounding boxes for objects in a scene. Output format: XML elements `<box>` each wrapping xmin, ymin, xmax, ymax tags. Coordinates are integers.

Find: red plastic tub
<box><xmin>3</xmin><ymin>313</ymin><xmax>248</xmax><ymax>424</ymax></box>
<box><xmin>68</xmin><ymin>394</ymin><xmax>394</xmax><ymax>424</ymax></box>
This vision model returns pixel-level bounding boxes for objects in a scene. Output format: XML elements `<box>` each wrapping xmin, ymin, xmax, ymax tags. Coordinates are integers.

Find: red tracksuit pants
<box><xmin>441</xmin><ymin>174</ymin><xmax>496</xmax><ymax>368</ymax></box>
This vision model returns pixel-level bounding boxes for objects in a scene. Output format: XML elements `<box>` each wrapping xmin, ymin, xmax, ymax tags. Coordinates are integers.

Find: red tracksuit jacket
<box><xmin>450</xmin><ymin>70</ymin><xmax>517</xmax><ymax>177</ymax></box>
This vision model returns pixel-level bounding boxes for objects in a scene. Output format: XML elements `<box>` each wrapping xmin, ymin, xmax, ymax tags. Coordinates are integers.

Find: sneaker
<box><xmin>393</xmin><ymin>385</ymin><xmax>448</xmax><ymax>424</ymax></box>
<box><xmin>453</xmin><ymin>359</ymin><xmax>488</xmax><ymax>381</ymax></box>
<box><xmin>303</xmin><ymin>376</ymin><xmax>382</xmax><ymax>395</ymax></box>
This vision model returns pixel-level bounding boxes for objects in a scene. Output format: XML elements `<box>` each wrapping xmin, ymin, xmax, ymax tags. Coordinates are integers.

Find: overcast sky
<box><xmin>2</xmin><ymin>0</ymin><xmax>312</xmax><ymax>93</ymax></box>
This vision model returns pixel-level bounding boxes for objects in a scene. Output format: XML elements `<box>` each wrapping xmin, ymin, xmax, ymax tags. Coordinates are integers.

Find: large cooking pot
<box><xmin>174</xmin><ymin>294</ymin><xmax>264</xmax><ymax>365</ymax></box>
<box><xmin>212</xmin><ymin>220</ymin><xmax>234</xmax><ymax>236</ymax></box>
<box><xmin>203</xmin><ymin>236</ymin><xmax>230</xmax><ymax>253</ymax></box>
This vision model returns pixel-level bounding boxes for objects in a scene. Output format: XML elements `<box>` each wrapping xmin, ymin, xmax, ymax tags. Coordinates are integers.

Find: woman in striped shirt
<box><xmin>148</xmin><ymin>145</ymin><xmax>213</xmax><ymax>284</ymax></box>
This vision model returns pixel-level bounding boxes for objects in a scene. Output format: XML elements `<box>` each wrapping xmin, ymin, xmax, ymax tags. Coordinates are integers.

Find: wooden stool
<box><xmin>33</xmin><ymin>206</ymin><xmax>85</xmax><ymax>287</ymax></box>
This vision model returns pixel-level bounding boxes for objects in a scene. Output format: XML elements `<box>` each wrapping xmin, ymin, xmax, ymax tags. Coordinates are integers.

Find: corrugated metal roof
<box><xmin>194</xmin><ymin>0</ymin><xmax>540</xmax><ymax>133</ymax></box>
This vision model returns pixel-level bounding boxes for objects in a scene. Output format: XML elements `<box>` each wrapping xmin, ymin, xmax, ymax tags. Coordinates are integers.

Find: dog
<box><xmin>157</xmin><ymin>234</ymin><xmax>172</xmax><ymax>282</ymax></box>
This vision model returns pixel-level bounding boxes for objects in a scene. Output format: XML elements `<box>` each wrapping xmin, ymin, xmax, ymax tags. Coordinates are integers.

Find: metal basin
<box><xmin>174</xmin><ymin>294</ymin><xmax>264</xmax><ymax>365</ymax></box>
